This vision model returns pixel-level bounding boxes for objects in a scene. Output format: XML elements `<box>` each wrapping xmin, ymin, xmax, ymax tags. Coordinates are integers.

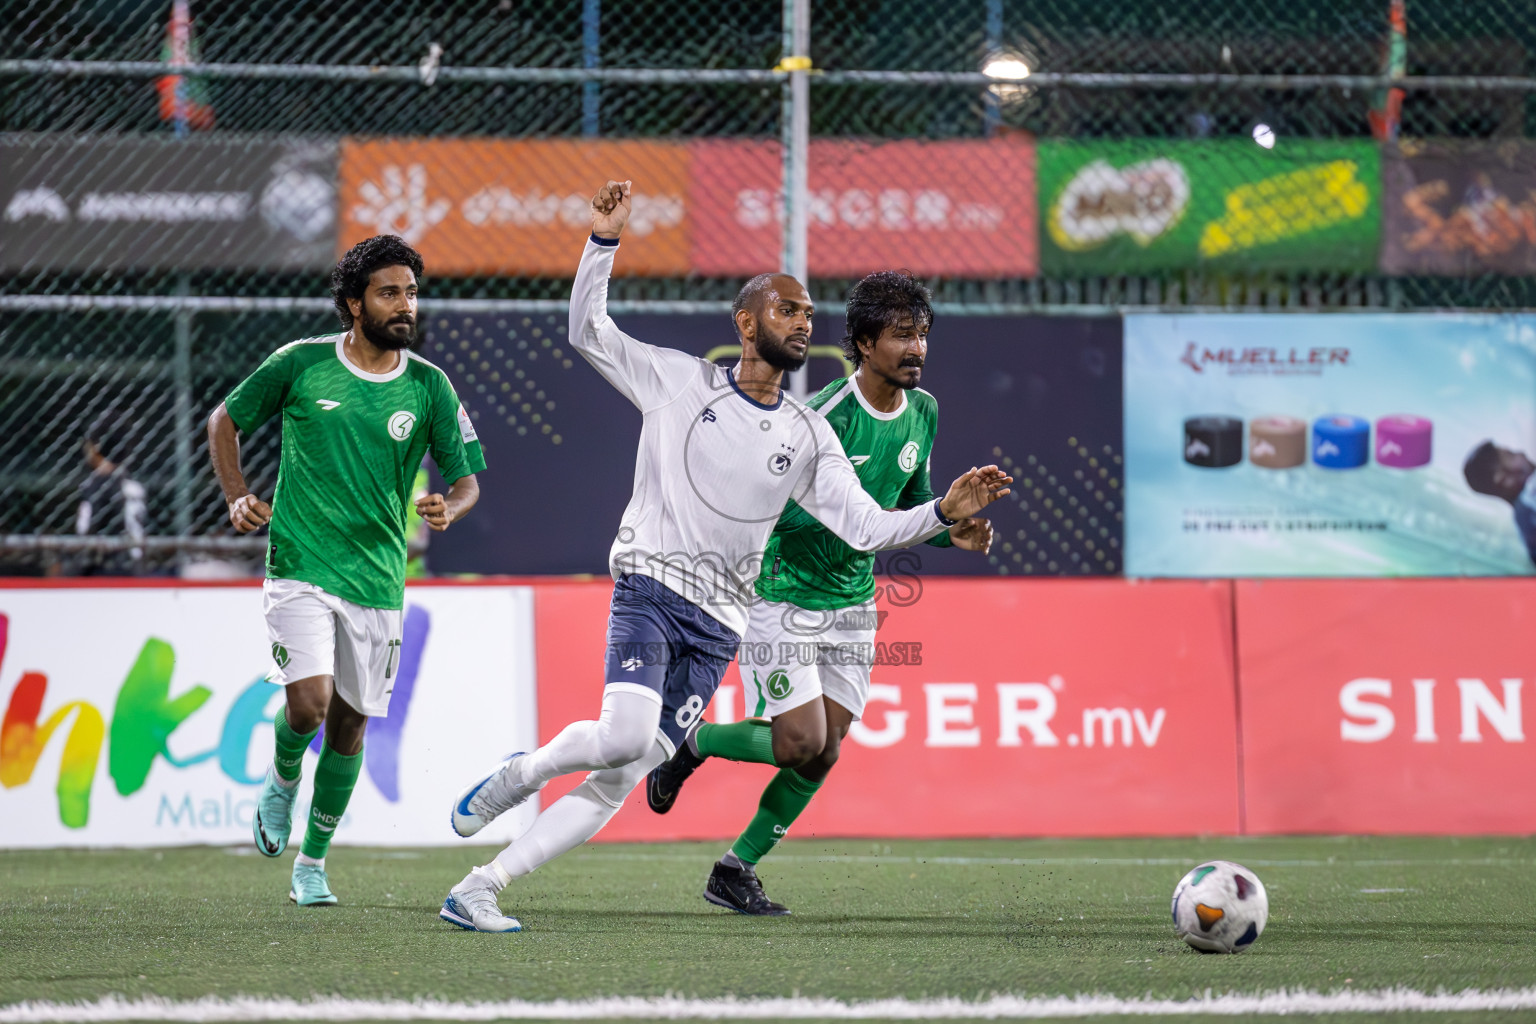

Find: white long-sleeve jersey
<box><xmin>569</xmin><ymin>236</ymin><xmax>950</xmax><ymax>636</ymax></box>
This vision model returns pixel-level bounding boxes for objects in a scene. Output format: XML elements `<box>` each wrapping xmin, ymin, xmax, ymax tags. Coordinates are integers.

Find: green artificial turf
<box><xmin>2</xmin><ymin>836</ymin><xmax>1536</xmax><ymax>1021</ymax></box>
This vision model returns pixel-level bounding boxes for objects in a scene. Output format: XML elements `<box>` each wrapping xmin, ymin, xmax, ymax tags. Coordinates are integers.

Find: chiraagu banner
<box><xmin>1039</xmin><ymin>139</ymin><xmax>1380</xmax><ymax>274</ymax></box>
<box><xmin>534</xmin><ymin>578</ymin><xmax>1239</xmax><ymax>840</ymax></box>
<box><xmin>0</xmin><ymin>584</ymin><xmax>536</xmax><ymax>848</ymax></box>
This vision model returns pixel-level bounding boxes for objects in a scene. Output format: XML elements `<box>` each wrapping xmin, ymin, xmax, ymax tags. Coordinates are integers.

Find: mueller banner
<box><xmin>688</xmin><ymin>138</ymin><xmax>1037</xmax><ymax>278</ymax></box>
<box><xmin>0</xmin><ymin>583</ymin><xmax>537</xmax><ymax>848</ymax></box>
<box><xmin>1237</xmin><ymin>579</ymin><xmax>1536</xmax><ymax>834</ymax></box>
<box><xmin>337</xmin><ymin>138</ymin><xmax>692</xmax><ymax>276</ymax></box>
<box><xmin>0</xmin><ymin>135</ymin><xmax>337</xmax><ymax>272</ymax></box>
<box><xmin>533</xmin><ymin>579</ymin><xmax>1239</xmax><ymax>840</ymax></box>
<box><xmin>420</xmin><ymin>313</ymin><xmax>1122</xmax><ymax>577</ymax></box>
<box><xmin>1038</xmin><ymin>139</ymin><xmax>1380</xmax><ymax>275</ymax></box>
<box><xmin>1124</xmin><ymin>313</ymin><xmax>1536</xmax><ymax>577</ymax></box>
<box><xmin>1381</xmin><ymin>139</ymin><xmax>1536</xmax><ymax>276</ymax></box>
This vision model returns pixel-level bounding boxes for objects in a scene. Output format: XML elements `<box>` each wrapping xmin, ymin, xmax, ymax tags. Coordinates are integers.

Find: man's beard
<box><xmin>757</xmin><ymin>328</ymin><xmax>807</xmax><ymax>372</ymax></box>
<box><xmin>878</xmin><ymin>358</ymin><xmax>923</xmax><ymax>391</ymax></box>
<box><xmin>357</xmin><ymin>310</ymin><xmax>417</xmax><ymax>351</ymax></box>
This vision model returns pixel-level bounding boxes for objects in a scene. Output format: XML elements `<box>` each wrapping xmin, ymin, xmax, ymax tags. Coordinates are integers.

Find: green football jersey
<box><xmin>224</xmin><ymin>335</ymin><xmax>486</xmax><ymax>610</ymax></box>
<box><xmin>756</xmin><ymin>376</ymin><xmax>951</xmax><ymax>611</ymax></box>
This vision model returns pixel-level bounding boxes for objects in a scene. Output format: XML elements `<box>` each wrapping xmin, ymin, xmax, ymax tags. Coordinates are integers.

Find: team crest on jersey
<box><xmin>765</xmin><ymin>670</ymin><xmax>793</xmax><ymax>700</ymax></box>
<box><xmin>768</xmin><ymin>452</ymin><xmax>793</xmax><ymax>476</ymax></box>
<box><xmin>387</xmin><ymin>410</ymin><xmax>417</xmax><ymax>440</ymax></box>
<box><xmin>898</xmin><ymin>440</ymin><xmax>921</xmax><ymax>472</ymax></box>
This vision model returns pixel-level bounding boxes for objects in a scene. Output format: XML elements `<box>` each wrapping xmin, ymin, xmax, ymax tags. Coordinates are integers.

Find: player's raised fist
<box><xmin>591</xmin><ymin>179</ymin><xmax>633</xmax><ymax>240</ymax></box>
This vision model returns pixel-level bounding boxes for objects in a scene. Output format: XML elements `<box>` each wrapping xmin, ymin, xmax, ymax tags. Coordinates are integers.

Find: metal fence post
<box><xmin>172</xmin><ymin>275</ymin><xmax>194</xmax><ymax>562</ymax></box>
<box><xmin>983</xmin><ymin>0</ymin><xmax>1003</xmax><ymax>136</ymax></box>
<box><xmin>582</xmin><ymin>0</ymin><xmax>601</xmax><ymax>135</ymax></box>
<box><xmin>781</xmin><ymin>0</ymin><xmax>810</xmax><ymax>399</ymax></box>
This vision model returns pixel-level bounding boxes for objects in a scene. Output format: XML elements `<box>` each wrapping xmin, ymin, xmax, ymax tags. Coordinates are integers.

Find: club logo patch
<box><xmin>388</xmin><ymin>410</ymin><xmax>417</xmax><ymax>440</ymax></box>
<box><xmin>898</xmin><ymin>440</ymin><xmax>921</xmax><ymax>472</ymax></box>
<box><xmin>768</xmin><ymin>452</ymin><xmax>793</xmax><ymax>476</ymax></box>
<box><xmin>766</xmin><ymin>669</ymin><xmax>793</xmax><ymax>700</ymax></box>
<box><xmin>271</xmin><ymin>643</ymin><xmax>290</xmax><ymax>668</ymax></box>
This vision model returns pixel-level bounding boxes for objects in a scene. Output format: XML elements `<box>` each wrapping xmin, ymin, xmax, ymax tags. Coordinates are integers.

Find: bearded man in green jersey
<box><xmin>207</xmin><ymin>235</ymin><xmax>485</xmax><ymax>907</ymax></box>
<box><xmin>647</xmin><ymin>270</ymin><xmax>993</xmax><ymax>915</ymax></box>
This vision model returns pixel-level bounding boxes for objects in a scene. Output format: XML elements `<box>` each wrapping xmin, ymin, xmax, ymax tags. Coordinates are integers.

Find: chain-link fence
<box><xmin>2</xmin><ymin>0</ymin><xmax>1534</xmax><ymax>571</ymax></box>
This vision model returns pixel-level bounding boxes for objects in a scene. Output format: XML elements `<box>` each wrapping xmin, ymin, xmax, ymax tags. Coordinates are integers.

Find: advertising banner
<box><xmin>0</xmin><ymin>583</ymin><xmax>537</xmax><ymax>849</ymax></box>
<box><xmin>534</xmin><ymin>579</ymin><xmax>1238</xmax><ymax>840</ymax></box>
<box><xmin>1124</xmin><ymin>313</ymin><xmax>1536</xmax><ymax>577</ymax></box>
<box><xmin>338</xmin><ymin>138</ymin><xmax>692</xmax><ymax>276</ymax></box>
<box><xmin>688</xmin><ymin>137</ymin><xmax>1037</xmax><ymax>278</ymax></box>
<box><xmin>337</xmin><ymin>137</ymin><xmax>1036</xmax><ymax>278</ymax></box>
<box><xmin>0</xmin><ymin>135</ymin><xmax>337</xmax><ymax>272</ymax></box>
<box><xmin>421</xmin><ymin>314</ymin><xmax>1122</xmax><ymax>577</ymax></box>
<box><xmin>1038</xmin><ymin>139</ymin><xmax>1380</xmax><ymax>275</ymax></box>
<box><xmin>1381</xmin><ymin>140</ymin><xmax>1536</xmax><ymax>276</ymax></box>
<box><xmin>1237</xmin><ymin>578</ymin><xmax>1536</xmax><ymax>834</ymax></box>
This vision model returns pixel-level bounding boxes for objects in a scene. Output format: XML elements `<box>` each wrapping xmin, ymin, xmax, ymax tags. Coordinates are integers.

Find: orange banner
<box><xmin>534</xmin><ymin>579</ymin><xmax>1237</xmax><ymax>840</ymax></box>
<box><xmin>1237</xmin><ymin>579</ymin><xmax>1536</xmax><ymax>834</ymax></box>
<box><xmin>337</xmin><ymin>138</ymin><xmax>691</xmax><ymax>275</ymax></box>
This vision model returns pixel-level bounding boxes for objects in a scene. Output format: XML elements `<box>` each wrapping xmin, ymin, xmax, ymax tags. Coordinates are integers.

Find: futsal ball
<box><xmin>1171</xmin><ymin>860</ymin><xmax>1268</xmax><ymax>953</ymax></box>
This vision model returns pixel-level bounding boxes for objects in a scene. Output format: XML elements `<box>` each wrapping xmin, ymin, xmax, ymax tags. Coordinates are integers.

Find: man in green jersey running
<box><xmin>207</xmin><ymin>235</ymin><xmax>486</xmax><ymax>907</ymax></box>
<box><xmin>647</xmin><ymin>270</ymin><xmax>993</xmax><ymax>914</ymax></box>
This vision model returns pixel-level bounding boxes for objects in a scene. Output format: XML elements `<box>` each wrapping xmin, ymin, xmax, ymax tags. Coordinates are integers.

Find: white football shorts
<box><xmin>262</xmin><ymin>578</ymin><xmax>403</xmax><ymax>717</ymax></box>
<box><xmin>739</xmin><ymin>597</ymin><xmax>879</xmax><ymax>720</ymax></box>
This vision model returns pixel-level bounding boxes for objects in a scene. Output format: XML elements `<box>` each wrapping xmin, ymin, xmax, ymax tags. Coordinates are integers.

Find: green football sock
<box><xmin>272</xmin><ymin>706</ymin><xmax>318</xmax><ymax>783</ymax></box>
<box><xmin>693</xmin><ymin>719</ymin><xmax>777</xmax><ymax>765</ymax></box>
<box><xmin>300</xmin><ymin>741</ymin><xmax>362</xmax><ymax>860</ymax></box>
<box><xmin>730</xmin><ymin>767</ymin><xmax>822</xmax><ymax>865</ymax></box>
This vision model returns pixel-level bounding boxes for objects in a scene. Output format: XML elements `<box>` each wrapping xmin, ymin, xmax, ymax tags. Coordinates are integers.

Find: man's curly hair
<box><xmin>330</xmin><ymin>235</ymin><xmax>425</xmax><ymax>328</ymax></box>
<box><xmin>841</xmin><ymin>270</ymin><xmax>933</xmax><ymax>368</ymax></box>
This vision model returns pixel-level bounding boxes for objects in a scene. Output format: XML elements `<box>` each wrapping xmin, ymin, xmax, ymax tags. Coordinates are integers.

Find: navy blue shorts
<box><xmin>604</xmin><ymin>574</ymin><xmax>741</xmax><ymax>754</ymax></box>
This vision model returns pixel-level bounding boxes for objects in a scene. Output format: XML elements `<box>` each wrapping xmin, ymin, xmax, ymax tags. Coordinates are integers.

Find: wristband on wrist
<box><xmin>933</xmin><ymin>497</ymin><xmax>957</xmax><ymax>527</ymax></box>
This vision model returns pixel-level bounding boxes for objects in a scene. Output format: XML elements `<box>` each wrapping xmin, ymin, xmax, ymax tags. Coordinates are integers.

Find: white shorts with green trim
<box><xmin>739</xmin><ymin>597</ymin><xmax>878</xmax><ymax>721</ymax></box>
<box><xmin>262</xmin><ymin>578</ymin><xmax>403</xmax><ymax>717</ymax></box>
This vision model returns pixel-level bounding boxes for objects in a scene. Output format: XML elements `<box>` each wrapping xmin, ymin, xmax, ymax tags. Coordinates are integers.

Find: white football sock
<box><xmin>495</xmin><ymin>743</ymin><xmax>664</xmax><ymax>880</ymax></box>
<box><xmin>515</xmin><ymin>686</ymin><xmax>661</xmax><ymax>790</ymax></box>
<box><xmin>295</xmin><ymin>853</ymin><xmax>324</xmax><ymax>868</ymax></box>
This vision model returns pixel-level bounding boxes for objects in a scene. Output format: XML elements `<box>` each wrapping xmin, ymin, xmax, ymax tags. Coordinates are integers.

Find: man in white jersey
<box><xmin>436</xmin><ymin>180</ymin><xmax>1011</xmax><ymax>933</ymax></box>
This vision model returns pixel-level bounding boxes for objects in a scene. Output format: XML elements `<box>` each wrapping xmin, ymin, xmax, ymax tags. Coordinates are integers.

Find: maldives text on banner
<box><xmin>0</xmin><ymin>584</ymin><xmax>537</xmax><ymax>849</ymax></box>
<box><xmin>533</xmin><ymin>579</ymin><xmax>1238</xmax><ymax>840</ymax></box>
<box><xmin>1124</xmin><ymin>313</ymin><xmax>1536</xmax><ymax>577</ymax></box>
<box><xmin>1237</xmin><ymin>578</ymin><xmax>1536</xmax><ymax>835</ymax></box>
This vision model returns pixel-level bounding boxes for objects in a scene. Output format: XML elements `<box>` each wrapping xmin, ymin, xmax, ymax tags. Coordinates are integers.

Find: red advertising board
<box><xmin>688</xmin><ymin>138</ymin><xmax>1038</xmax><ymax>278</ymax></box>
<box><xmin>534</xmin><ymin>578</ymin><xmax>1237</xmax><ymax>840</ymax></box>
<box><xmin>1236</xmin><ymin>579</ymin><xmax>1536</xmax><ymax>834</ymax></box>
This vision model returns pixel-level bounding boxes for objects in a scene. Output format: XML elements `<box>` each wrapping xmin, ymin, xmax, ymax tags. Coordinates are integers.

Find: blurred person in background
<box><xmin>73</xmin><ymin>417</ymin><xmax>148</xmax><ymax>575</ymax></box>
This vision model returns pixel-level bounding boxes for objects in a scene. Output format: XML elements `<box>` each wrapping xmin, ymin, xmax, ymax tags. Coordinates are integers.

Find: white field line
<box><xmin>565</xmin><ymin>851</ymin><xmax>1535</xmax><ymax>869</ymax></box>
<box><xmin>6</xmin><ymin>990</ymin><xmax>1536</xmax><ymax>1022</ymax></box>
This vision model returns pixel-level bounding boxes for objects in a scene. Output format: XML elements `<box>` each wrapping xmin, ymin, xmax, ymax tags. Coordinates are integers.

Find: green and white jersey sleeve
<box><xmin>755</xmin><ymin>376</ymin><xmax>950</xmax><ymax>611</ymax></box>
<box><xmin>224</xmin><ymin>335</ymin><xmax>487</xmax><ymax>610</ymax></box>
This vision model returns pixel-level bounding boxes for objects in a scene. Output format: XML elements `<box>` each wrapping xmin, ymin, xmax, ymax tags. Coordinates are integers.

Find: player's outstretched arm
<box><xmin>414</xmin><ymin>475</ymin><xmax>479</xmax><ymax>532</ymax></box>
<box><xmin>567</xmin><ymin>179</ymin><xmax>696</xmax><ymax>413</ymax></box>
<box><xmin>207</xmin><ymin>402</ymin><xmax>271</xmax><ymax>533</ymax></box>
<box><xmin>798</xmin><ymin>429</ymin><xmax>1005</xmax><ymax>552</ymax></box>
